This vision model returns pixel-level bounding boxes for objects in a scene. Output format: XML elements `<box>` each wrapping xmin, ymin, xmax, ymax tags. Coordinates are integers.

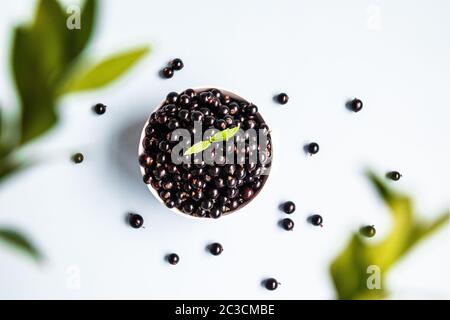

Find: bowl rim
<box><xmin>138</xmin><ymin>86</ymin><xmax>273</xmax><ymax>220</ymax></box>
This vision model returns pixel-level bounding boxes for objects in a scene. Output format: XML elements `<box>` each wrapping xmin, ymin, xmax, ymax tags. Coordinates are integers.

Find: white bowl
<box><xmin>138</xmin><ymin>87</ymin><xmax>273</xmax><ymax>220</ymax></box>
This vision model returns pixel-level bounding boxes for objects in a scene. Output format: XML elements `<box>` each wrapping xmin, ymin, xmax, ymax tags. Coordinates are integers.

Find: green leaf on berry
<box><xmin>210</xmin><ymin>125</ymin><xmax>240</xmax><ymax>143</ymax></box>
<box><xmin>184</xmin><ymin>140</ymin><xmax>212</xmax><ymax>156</ymax></box>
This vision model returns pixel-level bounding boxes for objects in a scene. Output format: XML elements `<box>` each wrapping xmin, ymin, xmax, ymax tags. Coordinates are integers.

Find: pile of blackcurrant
<box><xmin>139</xmin><ymin>88</ymin><xmax>272</xmax><ymax>218</ymax></box>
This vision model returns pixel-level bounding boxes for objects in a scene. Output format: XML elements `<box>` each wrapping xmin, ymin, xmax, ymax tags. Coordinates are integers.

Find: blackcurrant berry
<box><xmin>190</xmin><ymin>110</ymin><xmax>204</xmax><ymax>122</ymax></box>
<box><xmin>129</xmin><ymin>213</ymin><xmax>144</xmax><ymax>229</ymax></box>
<box><xmin>350</xmin><ymin>98</ymin><xmax>363</xmax><ymax>112</ymax></box>
<box><xmin>170</xmin><ymin>58</ymin><xmax>184</xmax><ymax>71</ymax></box>
<box><xmin>201</xmin><ymin>199</ymin><xmax>213</xmax><ymax>210</ymax></box>
<box><xmin>264</xmin><ymin>278</ymin><xmax>280</xmax><ymax>290</ymax></box>
<box><xmin>162</xmin><ymin>67</ymin><xmax>174</xmax><ymax>78</ymax></box>
<box><xmin>167</xmin><ymin>253</ymin><xmax>179</xmax><ymax>265</ymax></box>
<box><xmin>281</xmin><ymin>218</ymin><xmax>294</xmax><ymax>231</ymax></box>
<box><xmin>182</xmin><ymin>202</ymin><xmax>194</xmax><ymax>214</ymax></box>
<box><xmin>227</xmin><ymin>188</ymin><xmax>239</xmax><ymax>199</ymax></box>
<box><xmin>166</xmin><ymin>92</ymin><xmax>178</xmax><ymax>104</ymax></box>
<box><xmin>210</xmin><ymin>89</ymin><xmax>222</xmax><ymax>98</ymax></box>
<box><xmin>209</xmin><ymin>207</ymin><xmax>222</xmax><ymax>219</ymax></box>
<box><xmin>178</xmin><ymin>94</ymin><xmax>191</xmax><ymax>107</ymax></box>
<box><xmin>307</xmin><ymin>142</ymin><xmax>319</xmax><ymax>155</ymax></box>
<box><xmin>208</xmin><ymin>243</ymin><xmax>223</xmax><ymax>256</ymax></box>
<box><xmin>93</xmin><ymin>103</ymin><xmax>106</xmax><ymax>115</ymax></box>
<box><xmin>276</xmin><ymin>93</ymin><xmax>289</xmax><ymax>105</ymax></box>
<box><xmin>165</xmin><ymin>199</ymin><xmax>175</xmax><ymax>209</ymax></box>
<box><xmin>228</xmin><ymin>102</ymin><xmax>239</xmax><ymax>115</ymax></box>
<box><xmin>360</xmin><ymin>225</ymin><xmax>376</xmax><ymax>238</ymax></box>
<box><xmin>72</xmin><ymin>153</ymin><xmax>84</xmax><ymax>164</ymax></box>
<box><xmin>282</xmin><ymin>201</ymin><xmax>296</xmax><ymax>214</ymax></box>
<box><xmin>178</xmin><ymin>109</ymin><xmax>189</xmax><ymax>120</ymax></box>
<box><xmin>183</xmin><ymin>88</ymin><xmax>196</xmax><ymax>98</ymax></box>
<box><xmin>387</xmin><ymin>171</ymin><xmax>402</xmax><ymax>181</ymax></box>
<box><xmin>242</xmin><ymin>187</ymin><xmax>254</xmax><ymax>200</ymax></box>
<box><xmin>310</xmin><ymin>214</ymin><xmax>323</xmax><ymax>227</ymax></box>
<box><xmin>139</xmin><ymin>154</ymin><xmax>154</xmax><ymax>168</ymax></box>
<box><xmin>244</xmin><ymin>104</ymin><xmax>258</xmax><ymax>115</ymax></box>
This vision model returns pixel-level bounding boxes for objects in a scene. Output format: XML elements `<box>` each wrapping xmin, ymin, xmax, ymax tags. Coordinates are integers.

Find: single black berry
<box><xmin>360</xmin><ymin>225</ymin><xmax>376</xmax><ymax>238</ymax></box>
<box><xmin>209</xmin><ymin>243</ymin><xmax>223</xmax><ymax>256</ymax></box>
<box><xmin>281</xmin><ymin>218</ymin><xmax>294</xmax><ymax>231</ymax></box>
<box><xmin>139</xmin><ymin>154</ymin><xmax>154</xmax><ymax>168</ymax></box>
<box><xmin>166</xmin><ymin>92</ymin><xmax>178</xmax><ymax>104</ymax></box>
<box><xmin>93</xmin><ymin>103</ymin><xmax>106</xmax><ymax>115</ymax></box>
<box><xmin>264</xmin><ymin>278</ymin><xmax>280</xmax><ymax>291</ymax></box>
<box><xmin>72</xmin><ymin>153</ymin><xmax>84</xmax><ymax>164</ymax></box>
<box><xmin>182</xmin><ymin>202</ymin><xmax>194</xmax><ymax>214</ymax></box>
<box><xmin>190</xmin><ymin>110</ymin><xmax>204</xmax><ymax>122</ymax></box>
<box><xmin>310</xmin><ymin>214</ymin><xmax>323</xmax><ymax>227</ymax></box>
<box><xmin>350</xmin><ymin>98</ymin><xmax>363</xmax><ymax>112</ymax></box>
<box><xmin>162</xmin><ymin>67</ymin><xmax>174</xmax><ymax>78</ymax></box>
<box><xmin>209</xmin><ymin>207</ymin><xmax>222</xmax><ymax>219</ymax></box>
<box><xmin>170</xmin><ymin>58</ymin><xmax>184</xmax><ymax>71</ymax></box>
<box><xmin>242</xmin><ymin>187</ymin><xmax>254</xmax><ymax>200</ymax></box>
<box><xmin>282</xmin><ymin>201</ymin><xmax>296</xmax><ymax>214</ymax></box>
<box><xmin>183</xmin><ymin>88</ymin><xmax>196</xmax><ymax>98</ymax></box>
<box><xmin>244</xmin><ymin>104</ymin><xmax>258</xmax><ymax>115</ymax></box>
<box><xmin>178</xmin><ymin>109</ymin><xmax>189</xmax><ymax>120</ymax></box>
<box><xmin>129</xmin><ymin>213</ymin><xmax>144</xmax><ymax>229</ymax></box>
<box><xmin>387</xmin><ymin>171</ymin><xmax>402</xmax><ymax>181</ymax></box>
<box><xmin>277</xmin><ymin>93</ymin><xmax>289</xmax><ymax>105</ymax></box>
<box><xmin>201</xmin><ymin>199</ymin><xmax>213</xmax><ymax>210</ymax></box>
<box><xmin>307</xmin><ymin>142</ymin><xmax>319</xmax><ymax>155</ymax></box>
<box><xmin>167</xmin><ymin>253</ymin><xmax>179</xmax><ymax>265</ymax></box>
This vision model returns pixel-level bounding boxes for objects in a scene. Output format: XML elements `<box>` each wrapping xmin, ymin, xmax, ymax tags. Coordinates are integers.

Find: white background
<box><xmin>0</xmin><ymin>0</ymin><xmax>449</xmax><ymax>299</ymax></box>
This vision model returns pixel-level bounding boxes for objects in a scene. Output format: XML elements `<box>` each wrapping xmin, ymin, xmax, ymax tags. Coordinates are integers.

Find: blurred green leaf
<box><xmin>184</xmin><ymin>140</ymin><xmax>212</xmax><ymax>155</ymax></box>
<box><xmin>330</xmin><ymin>171</ymin><xmax>449</xmax><ymax>299</ymax></box>
<box><xmin>31</xmin><ymin>0</ymin><xmax>67</xmax><ymax>88</ymax></box>
<box><xmin>0</xmin><ymin>228</ymin><xmax>41</xmax><ymax>262</ymax></box>
<box><xmin>12</xmin><ymin>26</ymin><xmax>58</xmax><ymax>144</ymax></box>
<box><xmin>58</xmin><ymin>46</ymin><xmax>150</xmax><ymax>94</ymax></box>
<box><xmin>12</xmin><ymin>0</ymin><xmax>67</xmax><ymax>144</ymax></box>
<box><xmin>0</xmin><ymin>105</ymin><xmax>2</xmax><ymax>142</ymax></box>
<box><xmin>0</xmin><ymin>158</ymin><xmax>28</xmax><ymax>182</ymax></box>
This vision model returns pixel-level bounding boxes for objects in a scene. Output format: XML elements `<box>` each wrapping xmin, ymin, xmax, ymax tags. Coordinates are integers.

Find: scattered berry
<box><xmin>93</xmin><ymin>103</ymin><xmax>106</xmax><ymax>115</ymax></box>
<box><xmin>360</xmin><ymin>225</ymin><xmax>376</xmax><ymax>238</ymax></box>
<box><xmin>310</xmin><ymin>214</ymin><xmax>323</xmax><ymax>227</ymax></box>
<box><xmin>282</xmin><ymin>201</ymin><xmax>296</xmax><ymax>214</ymax></box>
<box><xmin>387</xmin><ymin>171</ymin><xmax>402</xmax><ymax>181</ymax></box>
<box><xmin>209</xmin><ymin>243</ymin><xmax>223</xmax><ymax>256</ymax></box>
<box><xmin>276</xmin><ymin>93</ymin><xmax>289</xmax><ymax>105</ymax></box>
<box><xmin>72</xmin><ymin>153</ymin><xmax>84</xmax><ymax>164</ymax></box>
<box><xmin>307</xmin><ymin>142</ymin><xmax>319</xmax><ymax>155</ymax></box>
<box><xmin>128</xmin><ymin>213</ymin><xmax>144</xmax><ymax>229</ymax></box>
<box><xmin>167</xmin><ymin>253</ymin><xmax>179</xmax><ymax>265</ymax></box>
<box><xmin>264</xmin><ymin>278</ymin><xmax>280</xmax><ymax>291</ymax></box>
<box><xmin>281</xmin><ymin>218</ymin><xmax>294</xmax><ymax>231</ymax></box>
<box><xmin>162</xmin><ymin>67</ymin><xmax>174</xmax><ymax>78</ymax></box>
<box><xmin>170</xmin><ymin>58</ymin><xmax>184</xmax><ymax>71</ymax></box>
<box><xmin>350</xmin><ymin>98</ymin><xmax>363</xmax><ymax>112</ymax></box>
